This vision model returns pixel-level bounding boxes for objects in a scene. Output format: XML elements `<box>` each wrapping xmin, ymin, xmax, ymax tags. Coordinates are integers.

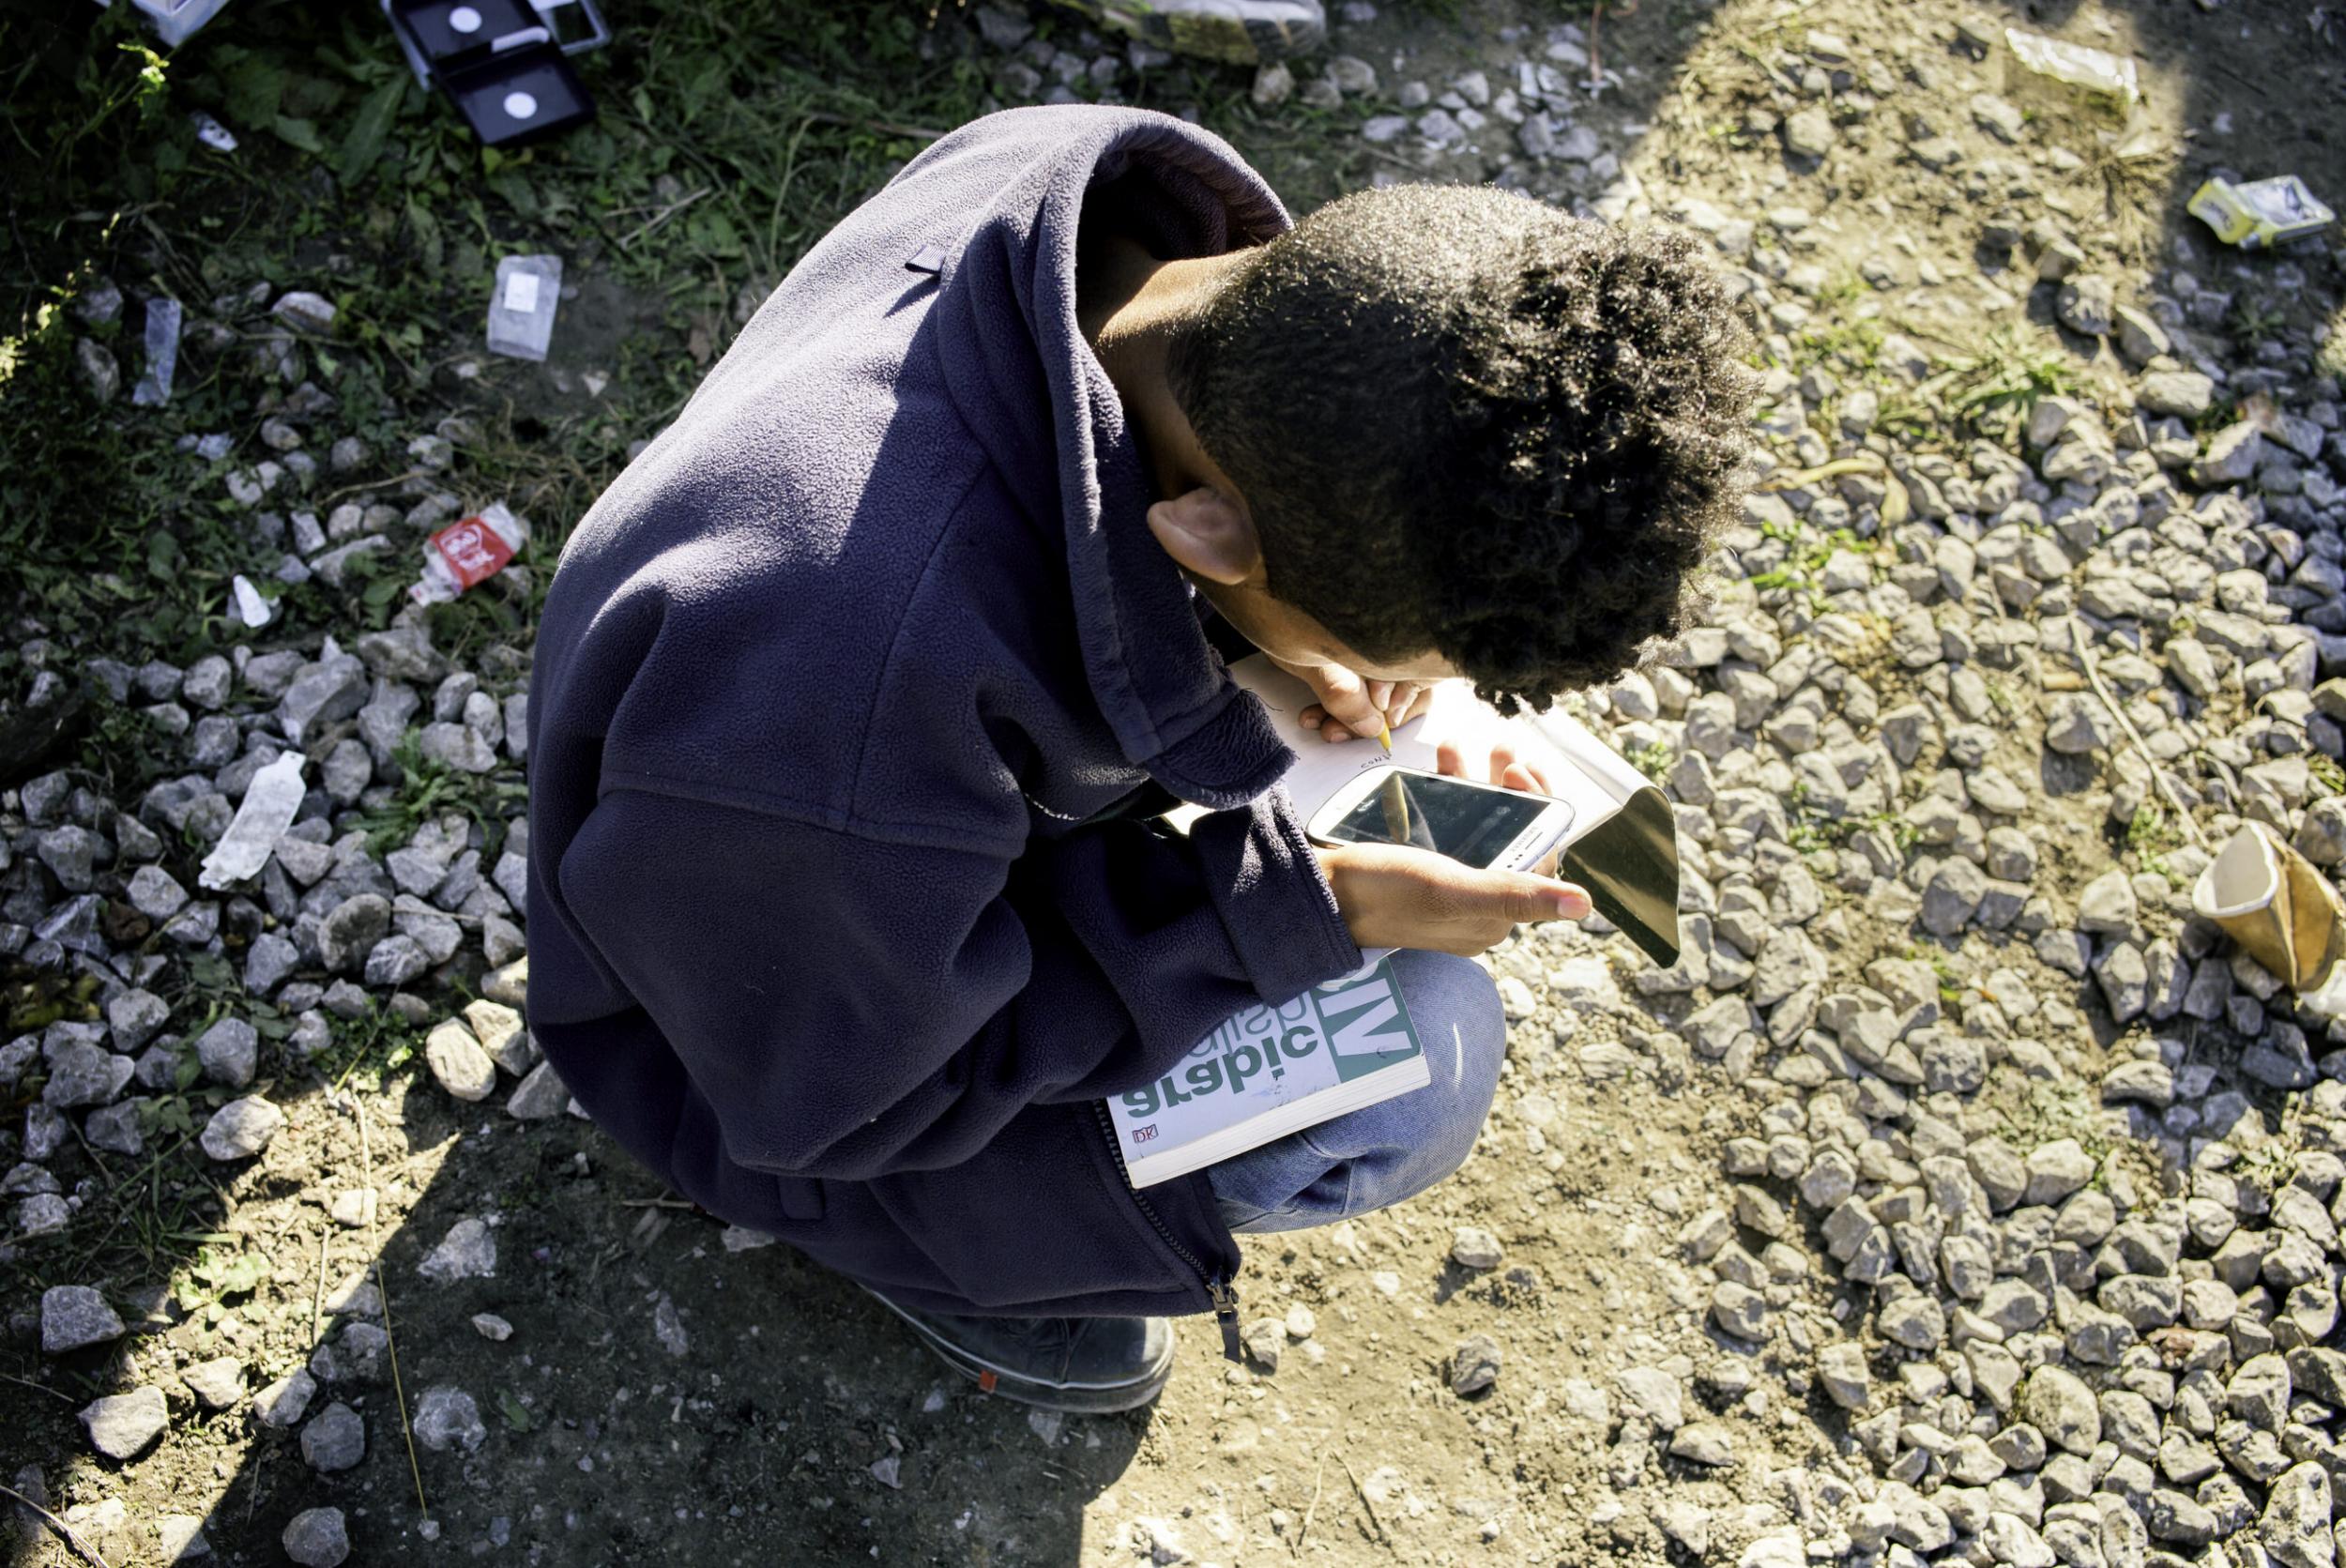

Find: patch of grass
<box><xmin>2308</xmin><ymin>754</ymin><xmax>2343</xmax><ymax>799</ymax></box>
<box><xmin>1920</xmin><ymin>328</ymin><xmax>2076</xmax><ymax>439</ymax></box>
<box><xmin>2</xmin><ymin>0</ymin><xmax>1379</xmax><ymax>691</ymax></box>
<box><xmin>354</xmin><ymin>729</ymin><xmax>526</xmax><ymax>858</ymax></box>
<box><xmin>2229</xmin><ymin>296</ymin><xmax>2289</xmax><ymax>350</ymax></box>
<box><xmin>1797</xmin><ymin>315</ymin><xmax>1884</xmax><ymax>374</ymax></box>
<box><xmin>2234</xmin><ymin>1138</ymin><xmax>2302</xmax><ymax>1197</ymax></box>
<box><xmin>2123</xmin><ymin>800</ymin><xmax>2182</xmax><ymax>880</ymax></box>
<box><xmin>313</xmin><ymin>998</ymin><xmax>423</xmax><ymax>1096</ymax></box>
<box><xmin>1625</xmin><ymin>738</ymin><xmax>1675</xmax><ymax>781</ymax></box>
<box><xmin>170</xmin><ymin>1242</ymin><xmax>270</xmax><ymax>1314</ymax></box>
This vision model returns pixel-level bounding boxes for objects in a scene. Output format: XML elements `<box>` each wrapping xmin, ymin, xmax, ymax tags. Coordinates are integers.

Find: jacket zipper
<box><xmin>1093</xmin><ymin>1100</ymin><xmax>1242</xmax><ymax>1362</ymax></box>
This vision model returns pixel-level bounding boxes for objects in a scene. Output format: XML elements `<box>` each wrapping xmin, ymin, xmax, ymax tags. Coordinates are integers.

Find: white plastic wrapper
<box><xmin>198</xmin><ymin>752</ymin><xmax>307</xmax><ymax>890</ymax></box>
<box><xmin>190</xmin><ymin>112</ymin><xmax>239</xmax><ymax>152</ymax></box>
<box><xmin>2004</xmin><ymin>27</ymin><xmax>2140</xmax><ymax>108</ymax></box>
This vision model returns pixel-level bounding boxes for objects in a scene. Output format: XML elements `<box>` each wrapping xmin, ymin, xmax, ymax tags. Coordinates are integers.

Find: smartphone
<box><xmin>1305</xmin><ymin>765</ymin><xmax>1577</xmax><ymax>872</ymax></box>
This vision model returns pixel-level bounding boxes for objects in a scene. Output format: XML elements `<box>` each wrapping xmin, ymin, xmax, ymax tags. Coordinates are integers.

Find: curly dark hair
<box><xmin>1165</xmin><ymin>184</ymin><xmax>1757</xmax><ymax>713</ymax></box>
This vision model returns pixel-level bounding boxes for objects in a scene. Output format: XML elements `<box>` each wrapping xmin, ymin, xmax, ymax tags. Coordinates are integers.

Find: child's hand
<box><xmin>1270</xmin><ymin>655</ymin><xmax>1437</xmax><ymax>743</ymax></box>
<box><xmin>1314</xmin><ymin>842</ymin><xmax>1590</xmax><ymax>957</ymax></box>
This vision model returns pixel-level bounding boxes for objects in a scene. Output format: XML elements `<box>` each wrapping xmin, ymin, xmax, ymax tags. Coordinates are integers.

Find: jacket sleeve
<box><xmin>553</xmin><ymin>784</ymin><xmax>1359</xmax><ymax>1181</ymax></box>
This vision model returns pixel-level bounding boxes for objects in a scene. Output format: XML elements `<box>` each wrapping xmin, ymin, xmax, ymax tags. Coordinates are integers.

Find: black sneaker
<box><xmin>1043</xmin><ymin>0</ymin><xmax>1327</xmax><ymax>65</ymax></box>
<box><xmin>861</xmin><ymin>1286</ymin><xmax>1175</xmax><ymax>1413</ymax></box>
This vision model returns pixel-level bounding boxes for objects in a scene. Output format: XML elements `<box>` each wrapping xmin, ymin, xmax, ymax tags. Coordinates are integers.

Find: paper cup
<box><xmin>2191</xmin><ymin>823</ymin><xmax>2346</xmax><ymax>991</ymax></box>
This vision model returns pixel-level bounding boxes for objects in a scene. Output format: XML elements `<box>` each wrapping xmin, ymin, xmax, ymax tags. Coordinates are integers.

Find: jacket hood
<box><xmin>916</xmin><ymin>107</ymin><xmax>1297</xmax><ymax>809</ymax></box>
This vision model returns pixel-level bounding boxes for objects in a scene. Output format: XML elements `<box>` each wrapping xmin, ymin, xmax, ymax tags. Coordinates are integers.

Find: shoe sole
<box><xmin>860</xmin><ymin>1287</ymin><xmax>1176</xmax><ymax>1415</ymax></box>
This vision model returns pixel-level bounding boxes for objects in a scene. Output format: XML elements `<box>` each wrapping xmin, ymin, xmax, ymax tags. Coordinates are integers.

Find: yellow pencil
<box><xmin>1378</xmin><ymin>723</ymin><xmax>1393</xmax><ymax>756</ymax></box>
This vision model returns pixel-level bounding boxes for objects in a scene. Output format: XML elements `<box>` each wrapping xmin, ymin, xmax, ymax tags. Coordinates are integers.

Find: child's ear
<box><xmin>1146</xmin><ymin>486</ymin><xmax>1260</xmax><ymax>587</ymax></box>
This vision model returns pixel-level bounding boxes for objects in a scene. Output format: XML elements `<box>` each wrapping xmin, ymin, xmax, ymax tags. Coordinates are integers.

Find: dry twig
<box><xmin>349</xmin><ymin>1091</ymin><xmax>432</xmax><ymax>1520</ymax></box>
<box><xmin>1</xmin><ymin>1480</ymin><xmax>117</xmax><ymax>1568</ymax></box>
<box><xmin>2069</xmin><ymin>616</ymin><xmax>2209</xmax><ymax>851</ymax></box>
<box><xmin>1291</xmin><ymin>1453</ymin><xmax>1326</xmax><ymax>1556</ymax></box>
<box><xmin>1339</xmin><ymin>1455</ymin><xmax>1388</xmax><ymax>1545</ymax></box>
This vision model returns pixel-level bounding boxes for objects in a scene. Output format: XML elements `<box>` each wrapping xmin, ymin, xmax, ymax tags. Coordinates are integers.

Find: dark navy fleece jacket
<box><xmin>527</xmin><ymin>106</ymin><xmax>1363</xmax><ymax>1322</ymax></box>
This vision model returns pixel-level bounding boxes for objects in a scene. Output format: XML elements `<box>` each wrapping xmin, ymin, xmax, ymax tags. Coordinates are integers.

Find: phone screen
<box><xmin>1320</xmin><ymin>771</ymin><xmax>1561</xmax><ymax>867</ymax></box>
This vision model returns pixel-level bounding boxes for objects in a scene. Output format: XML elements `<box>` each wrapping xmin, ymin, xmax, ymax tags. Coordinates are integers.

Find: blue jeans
<box><xmin>1202</xmin><ymin>950</ymin><xmax>1506</xmax><ymax>1234</ymax></box>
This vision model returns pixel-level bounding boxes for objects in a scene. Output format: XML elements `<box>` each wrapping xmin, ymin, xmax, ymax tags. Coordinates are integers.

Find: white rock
<box><xmin>199</xmin><ymin>1095</ymin><xmax>285</xmax><ymax>1161</ymax></box>
<box><xmin>419</xmin><ymin>1217</ymin><xmax>497</xmax><ymax>1282</ymax></box>
<box><xmin>423</xmin><ymin>1020</ymin><xmax>496</xmax><ymax>1102</ymax></box>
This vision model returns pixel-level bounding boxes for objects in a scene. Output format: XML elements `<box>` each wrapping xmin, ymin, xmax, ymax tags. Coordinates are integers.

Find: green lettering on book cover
<box><xmin>1318</xmin><ymin>959</ymin><xmax>1424</xmax><ymax>1084</ymax></box>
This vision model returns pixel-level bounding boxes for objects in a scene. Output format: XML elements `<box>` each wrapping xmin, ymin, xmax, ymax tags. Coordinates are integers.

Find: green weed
<box><xmin>2308</xmin><ymin>754</ymin><xmax>2343</xmax><ymax>799</ymax></box>
<box><xmin>1921</xmin><ymin>329</ymin><xmax>2076</xmax><ymax>437</ymax></box>
<box><xmin>2124</xmin><ymin>800</ymin><xmax>2181</xmax><ymax>879</ymax></box>
<box><xmin>354</xmin><ymin>729</ymin><xmax>526</xmax><ymax>858</ymax></box>
<box><xmin>1626</xmin><ymin>738</ymin><xmax>1675</xmax><ymax>781</ymax></box>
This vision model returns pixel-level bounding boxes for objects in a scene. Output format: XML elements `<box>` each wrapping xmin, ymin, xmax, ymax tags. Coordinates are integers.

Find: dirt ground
<box><xmin>8</xmin><ymin>0</ymin><xmax>2346</xmax><ymax>1565</ymax></box>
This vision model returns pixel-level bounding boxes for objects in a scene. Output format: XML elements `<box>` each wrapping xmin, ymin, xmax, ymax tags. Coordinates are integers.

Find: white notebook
<box><xmin>1223</xmin><ymin>657</ymin><xmax>1685</xmax><ymax>970</ymax></box>
<box><xmin>1106</xmin><ymin>953</ymin><xmax>1430</xmax><ymax>1188</ymax></box>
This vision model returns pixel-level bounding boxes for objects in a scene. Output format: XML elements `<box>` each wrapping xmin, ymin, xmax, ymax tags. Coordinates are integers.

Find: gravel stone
<box><xmin>1668</xmin><ymin>1422</ymin><xmax>1735</xmax><ymax>1467</ymax></box>
<box><xmin>1818</xmin><ymin>1343</ymin><xmax>1870</xmax><ymax>1409</ymax></box>
<box><xmin>105</xmin><ymin>988</ymin><xmax>170</xmax><ymax>1050</ymax></box>
<box><xmin>199</xmin><ymin>1095</ymin><xmax>285</xmax><ymax>1161</ymax></box>
<box><xmin>317</xmin><ymin>894</ymin><xmax>389</xmax><ymax>973</ymax></box>
<box><xmin>193</xmin><ymin>1017</ymin><xmax>258</xmax><ymax>1088</ymax></box>
<box><xmin>1451</xmin><ymin>1333</ymin><xmax>1501</xmax><ymax>1395</ymax></box>
<box><xmin>1615</xmin><ymin>1366</ymin><xmax>1683</xmax><ymax>1431</ymax></box>
<box><xmin>2055</xmin><ymin>274</ymin><xmax>2115</xmax><ymax>336</ymax></box>
<box><xmin>1451</xmin><ymin>1225</ymin><xmax>1503</xmax><ymax>1270</ymax></box>
<box><xmin>1782</xmin><ymin>107</ymin><xmax>1834</xmax><ymax>158</ymax></box>
<box><xmin>2140</xmin><ymin>371</ymin><xmax>2215</xmax><ymax>419</ymax></box>
<box><xmin>282</xmin><ymin>1506</ymin><xmax>351</xmax><ymax>1567</ymax></box>
<box><xmin>419</xmin><ymin>1216</ymin><xmax>497</xmax><ymax>1282</ymax></box>
<box><xmin>244</xmin><ymin>931</ymin><xmax>300</xmax><ymax>995</ymax></box>
<box><xmin>2045</xmin><ymin>693</ymin><xmax>2118</xmax><ymax>754</ymax></box>
<box><xmin>125</xmin><ymin>864</ymin><xmax>187</xmax><ymax>921</ymax></box>
<box><xmin>253</xmin><ymin>1367</ymin><xmax>317</xmax><ymax>1427</ymax></box>
<box><xmin>180</xmin><ymin>1355</ymin><xmax>243</xmax><ymax>1410</ymax></box>
<box><xmin>2021</xmin><ymin>1366</ymin><xmax>2102</xmax><ymax>1455</ymax></box>
<box><xmin>300</xmin><ymin>1401</ymin><xmax>366</xmax><ymax>1472</ymax></box>
<box><xmin>2261</xmin><ymin>1462</ymin><xmax>2335</xmax><ymax>1568</ymax></box>
<box><xmin>78</xmin><ymin>1386</ymin><xmax>167</xmax><ymax>1459</ymax></box>
<box><xmin>462</xmin><ymin>998</ymin><xmax>530</xmax><ymax>1073</ymax></box>
<box><xmin>411</xmin><ymin>1385</ymin><xmax>487</xmax><ymax>1452</ymax></box>
<box><xmin>41</xmin><ymin>1286</ymin><xmax>124</xmax><ymax>1353</ymax></box>
<box><xmin>1921</xmin><ymin>860</ymin><xmax>1988</xmax><ymax>935</ymax></box>
<box><xmin>424</xmin><ymin>1020</ymin><xmax>497</xmax><ymax>1102</ymax></box>
<box><xmin>362</xmin><ymin>933</ymin><xmax>430</xmax><ymax>987</ymax></box>
<box><xmin>506</xmin><ymin>1060</ymin><xmax>571</xmax><ymax>1119</ymax></box>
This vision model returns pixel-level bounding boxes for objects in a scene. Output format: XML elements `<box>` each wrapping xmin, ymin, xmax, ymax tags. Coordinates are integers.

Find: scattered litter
<box><xmin>2188</xmin><ymin>175</ymin><xmax>2336</xmax><ymax>249</ymax></box>
<box><xmin>486</xmin><ymin>255</ymin><xmax>563</xmax><ymax>362</ymax></box>
<box><xmin>386</xmin><ymin>0</ymin><xmax>607</xmax><ymax>147</ymax></box>
<box><xmin>197</xmin><ymin>752</ymin><xmax>307</xmax><ymax>890</ymax></box>
<box><xmin>189</xmin><ymin>112</ymin><xmax>238</xmax><ymax>153</ymax></box>
<box><xmin>2003</xmin><ymin>27</ymin><xmax>2140</xmax><ymax>109</ymax></box>
<box><xmin>229</xmin><ymin>574</ymin><xmax>274</xmax><ymax>629</ymax></box>
<box><xmin>2192</xmin><ymin>823</ymin><xmax>2344</xmax><ymax>992</ymax></box>
<box><xmin>129</xmin><ymin>297</ymin><xmax>182</xmax><ymax>407</ymax></box>
<box><xmin>125</xmin><ymin>0</ymin><xmax>234</xmax><ymax>46</ymax></box>
<box><xmin>270</xmin><ymin>291</ymin><xmax>339</xmax><ymax>336</ymax></box>
<box><xmin>411</xmin><ymin>503</ymin><xmax>528</xmax><ymax>604</ymax></box>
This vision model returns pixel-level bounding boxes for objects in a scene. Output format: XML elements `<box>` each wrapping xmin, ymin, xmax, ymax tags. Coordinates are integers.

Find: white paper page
<box><xmin>1226</xmin><ymin>656</ymin><xmax>1641</xmax><ymax>851</ymax></box>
